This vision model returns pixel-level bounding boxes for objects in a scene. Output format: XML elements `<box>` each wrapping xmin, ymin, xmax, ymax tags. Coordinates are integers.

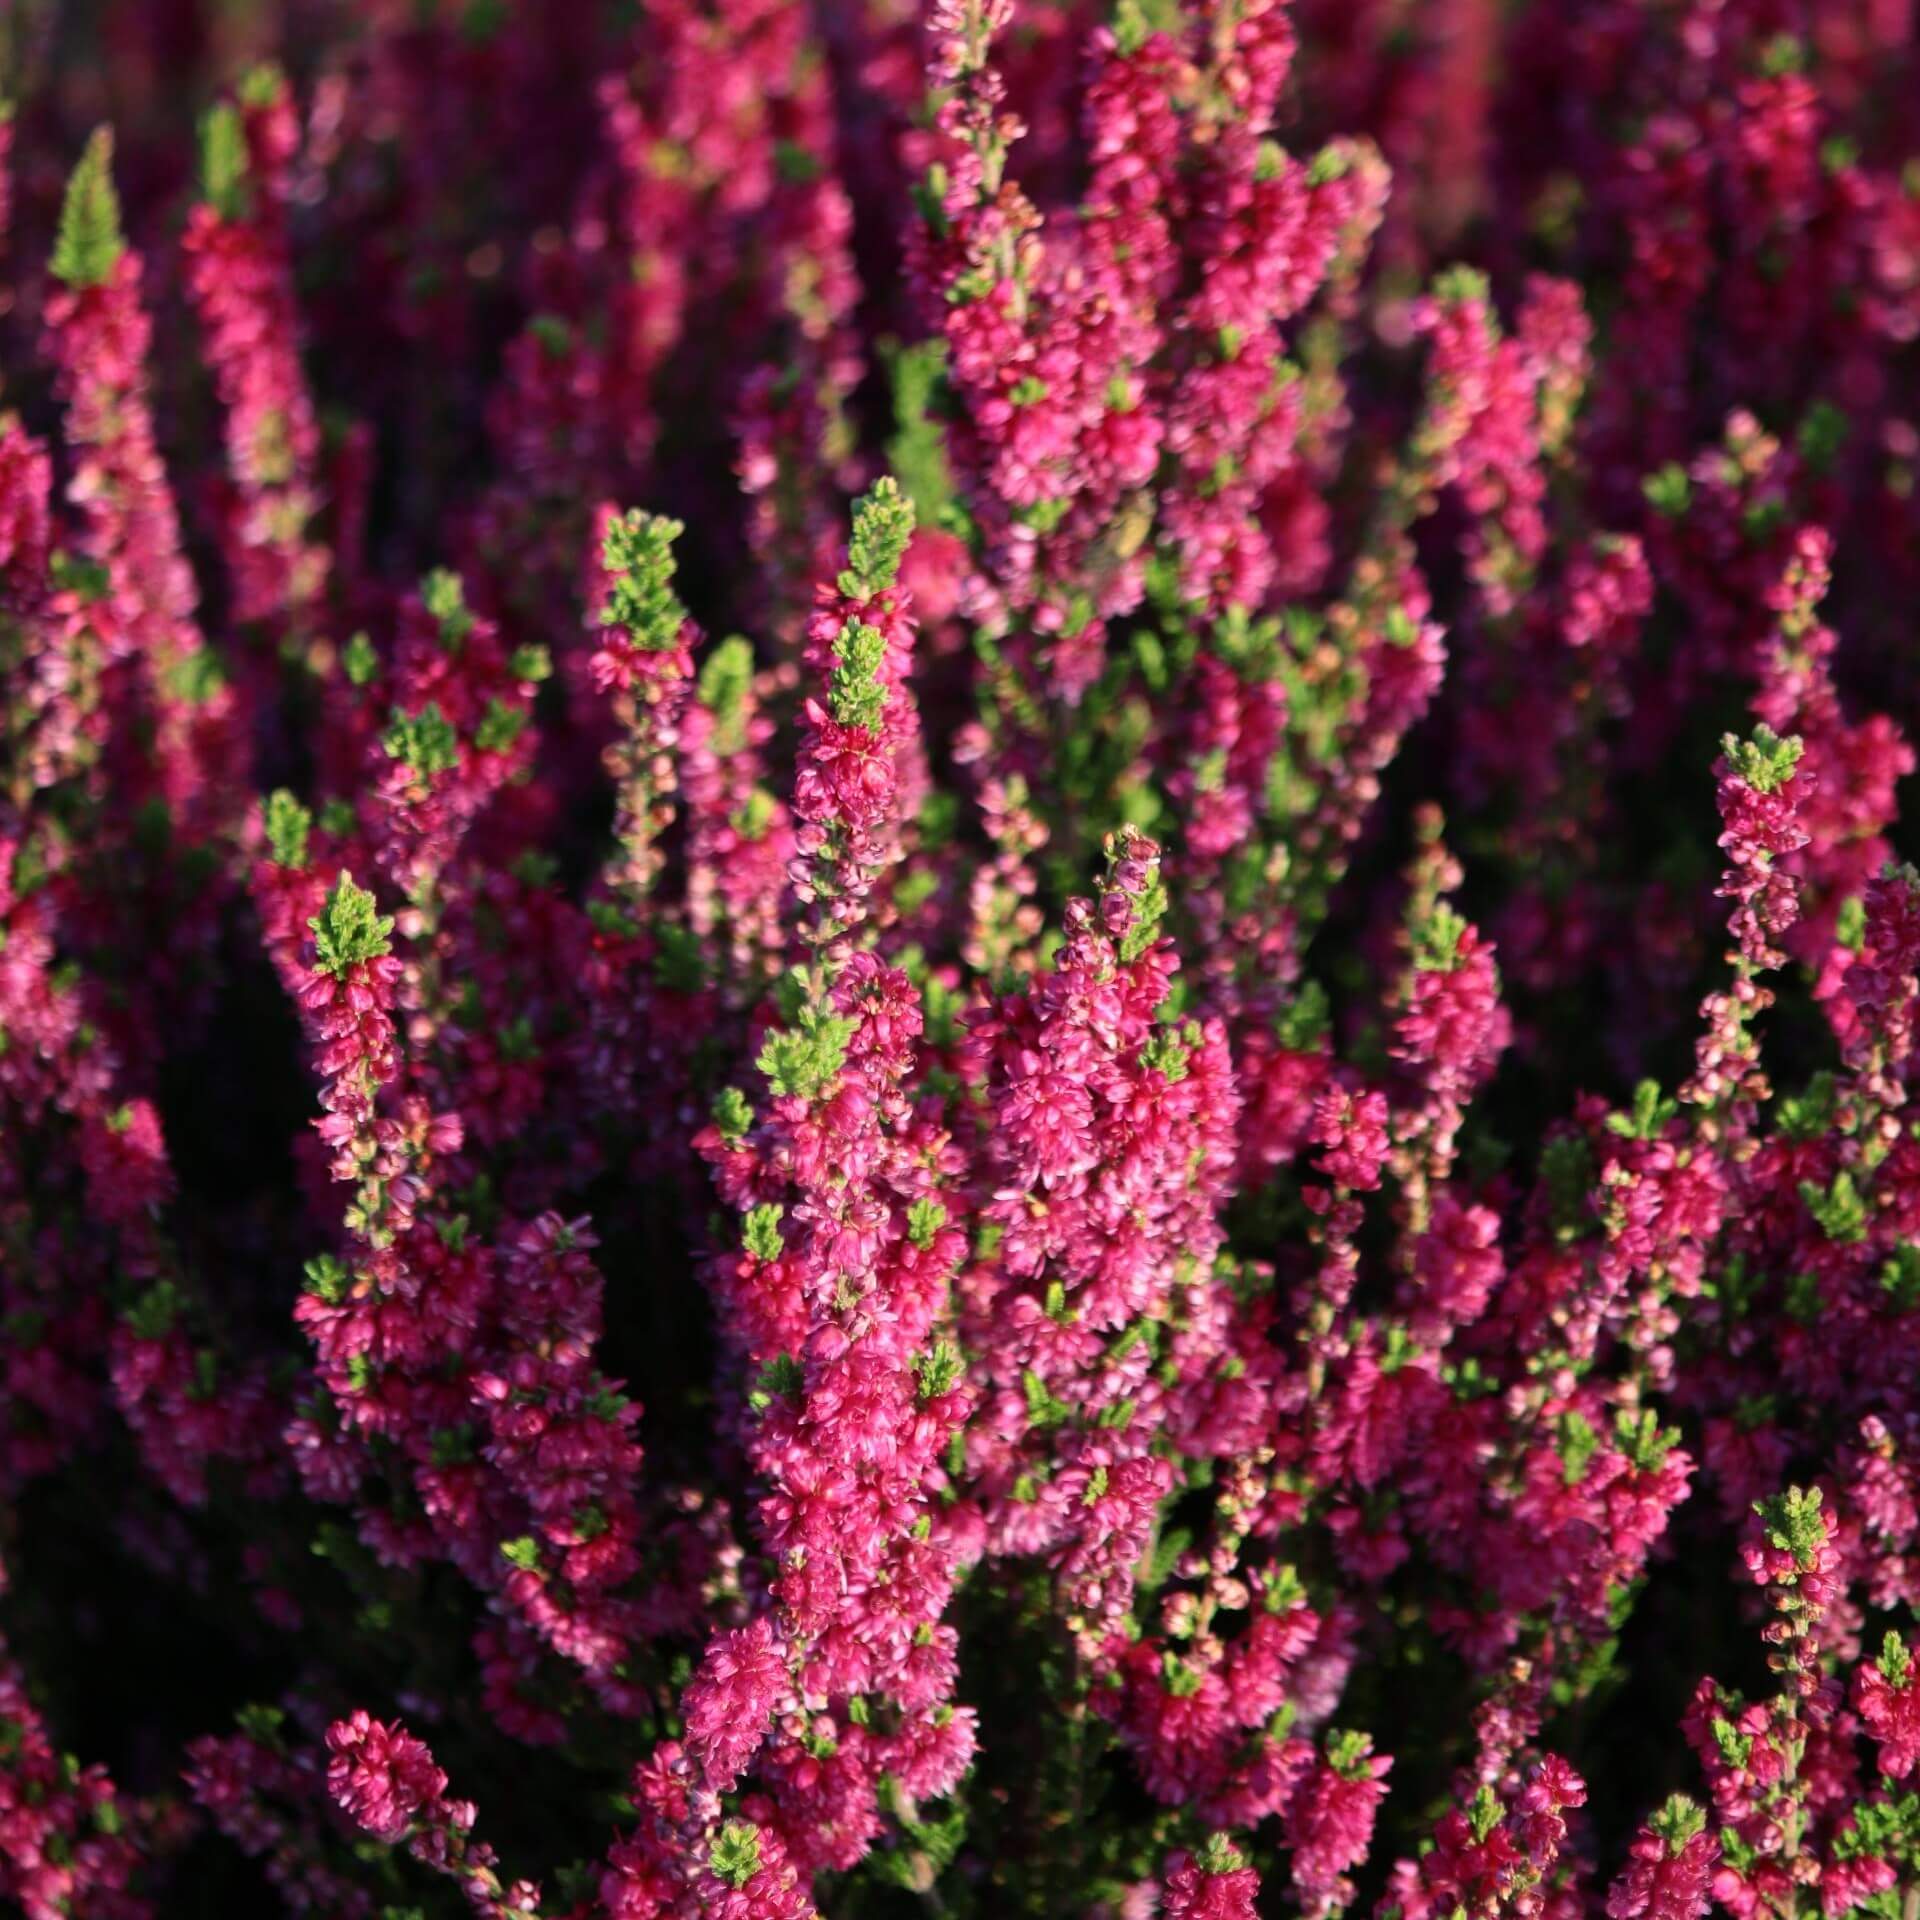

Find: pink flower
<box><xmin>684</xmin><ymin>1619</ymin><xmax>787</xmax><ymax>1792</ymax></box>
<box><xmin>324</xmin><ymin>1711</ymin><xmax>457</xmax><ymax>1845</ymax></box>
<box><xmin>1606</xmin><ymin>1807</ymin><xmax>1717</xmax><ymax>1920</ymax></box>
<box><xmin>1164</xmin><ymin>1837</ymin><xmax>1261</xmax><ymax>1919</ymax></box>
<box><xmin>1287</xmin><ymin>1733</ymin><xmax>1391</xmax><ymax>1914</ymax></box>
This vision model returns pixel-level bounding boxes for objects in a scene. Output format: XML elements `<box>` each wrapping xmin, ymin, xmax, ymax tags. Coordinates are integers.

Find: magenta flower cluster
<box><xmin>4</xmin><ymin>2</ymin><xmax>1920</xmax><ymax>1918</ymax></box>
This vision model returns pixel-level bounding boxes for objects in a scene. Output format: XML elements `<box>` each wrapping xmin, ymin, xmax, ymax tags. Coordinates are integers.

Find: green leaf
<box><xmin>885</xmin><ymin>341</ymin><xmax>957</xmax><ymax>524</ymax></box>
<box><xmin>839</xmin><ymin>475</ymin><xmax>915</xmax><ymax>600</ymax></box>
<box><xmin>696</xmin><ymin>635</ymin><xmax>756</xmax><ymax>750</ymax></box>
<box><xmin>200</xmin><ymin>102</ymin><xmax>247</xmax><ymax>219</ymax></box>
<box><xmin>1412</xmin><ymin>904</ymin><xmax>1468</xmax><ymax>973</ymax></box>
<box><xmin>1724</xmin><ymin>725</ymin><xmax>1804</xmax><ymax>796</ymax></box>
<box><xmin>748</xmin><ymin>1352</ymin><xmax>804</xmax><ymax>1412</ymax></box>
<box><xmin>906</xmin><ymin>1197</ymin><xmax>948</xmax><ymax>1251</ymax></box>
<box><xmin>1607</xmin><ymin>1078</ymin><xmax>1677</xmax><ymax>1141</ymax></box>
<box><xmin>829</xmin><ymin>619</ymin><xmax>889</xmax><ymax>730</ymax></box>
<box><xmin>308</xmin><ymin>872</ymin><xmax>393</xmax><ymax>976</ymax></box>
<box><xmin>713</xmin><ymin>1086</ymin><xmax>753</xmax><ymax>1146</ymax></box>
<box><xmin>1557</xmin><ymin>1409</ymin><xmax>1601</xmax><ymax>1486</ymax></box>
<box><xmin>914</xmin><ymin>1339</ymin><xmax>964</xmax><ymax>1402</ymax></box>
<box><xmin>600</xmin><ymin>510</ymin><xmax>687</xmax><ymax>652</ymax></box>
<box><xmin>757</xmin><ymin>1006</ymin><xmax>857</xmax><ymax>1103</ymax></box>
<box><xmin>473</xmin><ymin>698</ymin><xmax>526</xmax><ymax>754</ymax></box>
<box><xmin>743</xmin><ymin>1204</ymin><xmax>785</xmax><ymax>1262</ymax></box>
<box><xmin>382</xmin><ymin>703</ymin><xmax>459</xmax><ymax>777</ymax></box>
<box><xmin>1467</xmin><ymin>1785</ymin><xmax>1503</xmax><ymax>1844</ymax></box>
<box><xmin>52</xmin><ymin>128</ymin><xmax>123</xmax><ymax>290</ymax></box>
<box><xmin>341</xmin><ymin>632</ymin><xmax>379</xmax><ymax>686</ymax></box>
<box><xmin>1197</xmin><ymin>1833</ymin><xmax>1246</xmax><ymax>1876</ymax></box>
<box><xmin>1141</xmin><ymin>1023</ymin><xmax>1194</xmax><ymax>1083</ymax></box>
<box><xmin>710</xmin><ymin>1821</ymin><xmax>763</xmax><ymax>1889</ymax></box>
<box><xmin>1880</xmin><ymin>1630</ymin><xmax>1913</xmax><ymax>1688</ymax></box>
<box><xmin>1800</xmin><ymin>1169</ymin><xmax>1867</xmax><ymax>1244</ymax></box>
<box><xmin>1753</xmin><ymin>1484</ymin><xmax>1827</xmax><ymax>1568</ymax></box>
<box><xmin>1650</xmin><ymin>1793</ymin><xmax>1707</xmax><ymax>1855</ymax></box>
<box><xmin>1642</xmin><ymin>463</ymin><xmax>1692</xmax><ymax>519</ymax></box>
<box><xmin>264</xmin><ymin>790</ymin><xmax>311</xmax><ymax>869</ymax></box>
<box><xmin>302</xmin><ymin>1254</ymin><xmax>351</xmax><ymax>1305</ymax></box>
<box><xmin>421</xmin><ymin>568</ymin><xmax>474</xmax><ymax>646</ymax></box>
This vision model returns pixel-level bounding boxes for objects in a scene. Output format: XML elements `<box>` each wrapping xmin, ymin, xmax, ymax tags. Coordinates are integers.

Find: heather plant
<box><xmin>3</xmin><ymin>2</ymin><xmax>1920</xmax><ymax>1918</ymax></box>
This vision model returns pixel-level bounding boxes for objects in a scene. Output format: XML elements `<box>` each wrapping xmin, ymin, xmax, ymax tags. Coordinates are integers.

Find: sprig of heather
<box><xmin>731</xmin><ymin>39</ymin><xmax>864</xmax><ymax>645</ymax></box>
<box><xmin>0</xmin><ymin>1634</ymin><xmax>151</xmax><ymax>1920</ymax></box>
<box><xmin>1680</xmin><ymin>724</ymin><xmax>1811</xmax><ymax>1125</ymax></box>
<box><xmin>591</xmin><ymin>508</ymin><xmax>697</xmax><ymax>906</ymax></box>
<box><xmin>183</xmin><ymin>67</ymin><xmax>329</xmax><ymax>636</ymax></box>
<box><xmin>963</xmin><ymin>828</ymin><xmax>1238</xmax><ymax>1663</ymax></box>
<box><xmin>326</xmin><ymin>1712</ymin><xmax>542</xmax><ymax>1917</ymax></box>
<box><xmin>679</xmin><ymin>635</ymin><xmax>794</xmax><ymax>998</ymax></box>
<box><xmin>609</xmin><ymin>479</ymin><xmax>972</xmax><ymax>1905</ymax></box>
<box><xmin>43</xmin><ymin>129</ymin><xmax>237</xmax><ymax>844</ymax></box>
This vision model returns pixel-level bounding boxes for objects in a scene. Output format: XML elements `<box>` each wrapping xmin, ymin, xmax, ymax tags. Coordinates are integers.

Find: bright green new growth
<box><xmin>1412</xmin><ymin>904</ymin><xmax>1468</xmax><ymax>973</ymax></box>
<box><xmin>1141</xmin><ymin>1022</ymin><xmax>1196</xmax><ymax>1084</ymax></box>
<box><xmin>1800</xmin><ymin>1168</ymin><xmax>1867</xmax><ymax>1244</ymax></box>
<box><xmin>712</xmin><ymin>1085</ymin><xmax>753</xmax><ymax>1146</ymax></box>
<box><xmin>748</xmin><ymin>1352</ymin><xmax>805</xmax><ymax>1412</ymax></box>
<box><xmin>1196</xmin><ymin>1833</ymin><xmax>1246</xmax><ymax>1877</ymax></box>
<box><xmin>838</xmin><ymin>475</ymin><xmax>915</xmax><ymax>600</ymax></box>
<box><xmin>1642</xmin><ymin>463</ymin><xmax>1692</xmax><ymax>518</ymax></box>
<box><xmin>1712</xmin><ymin>1715</ymin><xmax>1753</xmax><ymax>1769</ymax></box>
<box><xmin>1104</xmin><ymin>830</ymin><xmax>1169</xmax><ymax>965</ymax></box>
<box><xmin>743</xmin><ymin>1203</ymin><xmax>785</xmax><ymax>1261</ymax></box>
<box><xmin>886</xmin><ymin>341</ymin><xmax>957</xmax><ymax>523</ymax></box>
<box><xmin>1607</xmin><ymin>1078</ymin><xmax>1677</xmax><ymax>1141</ymax></box>
<box><xmin>1466</xmin><ymin>1785</ymin><xmax>1503</xmax><ymax>1844</ymax></box>
<box><xmin>757</xmin><ymin>1005</ymin><xmax>857</xmax><ymax>1102</ymax></box>
<box><xmin>238</xmin><ymin>62</ymin><xmax>285</xmax><ymax>110</ymax></box>
<box><xmin>341</xmin><ymin>632</ymin><xmax>379</xmax><ymax>687</ymax></box>
<box><xmin>1557</xmin><ymin>1409</ymin><xmax>1600</xmax><ymax>1487</ymax></box>
<box><xmin>383</xmin><ymin>703</ymin><xmax>460</xmax><ymax>777</ymax></box>
<box><xmin>697</xmin><ymin>635</ymin><xmax>756</xmax><ymax>750</ymax></box>
<box><xmin>474</xmin><ymin>699</ymin><xmax>527</xmax><ymax>754</ymax></box>
<box><xmin>308</xmin><ymin>872</ymin><xmax>393</xmax><ymax>976</ymax></box>
<box><xmin>421</xmin><ymin>567</ymin><xmax>475</xmax><ymax>646</ymax></box>
<box><xmin>1650</xmin><ymin>1793</ymin><xmax>1707</xmax><ymax>1855</ymax></box>
<box><xmin>165</xmin><ymin>648</ymin><xmax>228</xmax><ymax>708</ymax></box>
<box><xmin>710</xmin><ymin>1821</ymin><xmax>763</xmax><ymax>1890</ymax></box>
<box><xmin>1725</xmin><ymin>724</ymin><xmax>1804</xmax><ymax>795</ymax></box>
<box><xmin>1307</xmin><ymin>141</ymin><xmax>1355</xmax><ymax>186</ymax></box>
<box><xmin>302</xmin><ymin>1254</ymin><xmax>351</xmax><ymax>1305</ymax></box>
<box><xmin>906</xmin><ymin>1197</ymin><xmax>947</xmax><ymax>1250</ymax></box>
<box><xmin>1615</xmin><ymin>1407</ymin><xmax>1679</xmax><ymax>1472</ymax></box>
<box><xmin>1754</xmin><ymin>1483</ymin><xmax>1827</xmax><ymax>1568</ymax></box>
<box><xmin>200</xmin><ymin>102</ymin><xmax>247</xmax><ymax>219</ymax></box>
<box><xmin>1880</xmin><ymin>1630</ymin><xmax>1913</xmax><ymax>1688</ymax></box>
<box><xmin>600</xmin><ymin>510</ymin><xmax>686</xmax><ymax>652</ymax></box>
<box><xmin>1431</xmin><ymin>263</ymin><xmax>1492</xmax><ymax>308</ymax></box>
<box><xmin>914</xmin><ymin>1339</ymin><xmax>964</xmax><ymax>1401</ymax></box>
<box><xmin>829</xmin><ymin>620</ymin><xmax>889</xmax><ymax>731</ymax></box>
<box><xmin>264</xmin><ymin>790</ymin><xmax>311</xmax><ymax>870</ymax></box>
<box><xmin>52</xmin><ymin>128</ymin><xmax>124</xmax><ymax>290</ymax></box>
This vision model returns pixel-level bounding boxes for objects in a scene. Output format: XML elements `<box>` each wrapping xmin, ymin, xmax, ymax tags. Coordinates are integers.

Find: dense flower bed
<box><xmin>3</xmin><ymin>1</ymin><xmax>1920</xmax><ymax>1915</ymax></box>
